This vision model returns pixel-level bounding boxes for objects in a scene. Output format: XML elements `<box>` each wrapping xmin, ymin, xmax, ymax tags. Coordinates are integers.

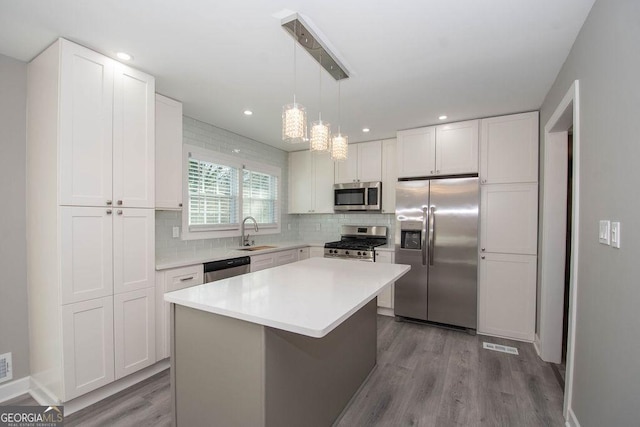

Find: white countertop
<box><xmin>164</xmin><ymin>257</ymin><xmax>410</xmax><ymax>338</ymax></box>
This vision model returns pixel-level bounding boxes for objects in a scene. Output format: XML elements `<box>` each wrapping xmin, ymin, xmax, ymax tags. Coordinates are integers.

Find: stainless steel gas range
<box><xmin>324</xmin><ymin>225</ymin><xmax>388</xmax><ymax>262</ymax></box>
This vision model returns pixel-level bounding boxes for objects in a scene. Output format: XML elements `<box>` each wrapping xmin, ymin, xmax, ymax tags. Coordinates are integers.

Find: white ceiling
<box><xmin>0</xmin><ymin>0</ymin><xmax>595</xmax><ymax>152</ymax></box>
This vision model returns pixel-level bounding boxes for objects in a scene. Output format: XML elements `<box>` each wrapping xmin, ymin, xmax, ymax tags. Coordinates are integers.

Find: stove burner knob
<box><xmin>345</xmin><ymin>251</ymin><xmax>350</xmax><ymax>255</ymax></box>
<box><xmin>329</xmin><ymin>250</ymin><xmax>334</xmax><ymax>254</ymax></box>
<box><xmin>362</xmin><ymin>252</ymin><xmax>367</xmax><ymax>257</ymax></box>
<box><xmin>357</xmin><ymin>252</ymin><xmax>362</xmax><ymax>256</ymax></box>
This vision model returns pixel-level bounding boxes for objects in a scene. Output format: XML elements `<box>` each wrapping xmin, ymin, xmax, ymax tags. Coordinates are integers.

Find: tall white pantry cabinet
<box><xmin>27</xmin><ymin>39</ymin><xmax>156</xmax><ymax>402</ymax></box>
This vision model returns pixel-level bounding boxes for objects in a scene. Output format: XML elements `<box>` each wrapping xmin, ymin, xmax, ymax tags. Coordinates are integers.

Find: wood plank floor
<box><xmin>3</xmin><ymin>316</ymin><xmax>565</xmax><ymax>426</ymax></box>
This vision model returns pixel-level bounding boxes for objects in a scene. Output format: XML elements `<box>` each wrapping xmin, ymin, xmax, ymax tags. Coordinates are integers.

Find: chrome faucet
<box><xmin>241</xmin><ymin>216</ymin><xmax>259</xmax><ymax>247</ymax></box>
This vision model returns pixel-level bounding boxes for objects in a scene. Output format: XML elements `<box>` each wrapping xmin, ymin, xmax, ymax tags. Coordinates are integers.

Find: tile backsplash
<box><xmin>156</xmin><ymin>116</ymin><xmax>396</xmax><ymax>259</ymax></box>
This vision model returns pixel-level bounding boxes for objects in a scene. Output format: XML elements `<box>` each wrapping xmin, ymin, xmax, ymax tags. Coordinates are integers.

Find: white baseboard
<box><xmin>565</xmin><ymin>407</ymin><xmax>580</xmax><ymax>427</ymax></box>
<box><xmin>28</xmin><ymin>360</ymin><xmax>169</xmax><ymax>415</ymax></box>
<box><xmin>376</xmin><ymin>307</ymin><xmax>394</xmax><ymax>317</ymax></box>
<box><xmin>0</xmin><ymin>376</ymin><xmax>30</xmax><ymax>403</ymax></box>
<box><xmin>533</xmin><ymin>333</ymin><xmax>542</xmax><ymax>357</ymax></box>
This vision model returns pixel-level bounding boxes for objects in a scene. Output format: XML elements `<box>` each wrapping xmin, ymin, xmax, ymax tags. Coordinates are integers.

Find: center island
<box><xmin>164</xmin><ymin>257</ymin><xmax>410</xmax><ymax>426</ymax></box>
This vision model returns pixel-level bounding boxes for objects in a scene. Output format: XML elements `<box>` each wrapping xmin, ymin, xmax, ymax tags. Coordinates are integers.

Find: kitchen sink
<box><xmin>238</xmin><ymin>245</ymin><xmax>278</xmax><ymax>251</ymax></box>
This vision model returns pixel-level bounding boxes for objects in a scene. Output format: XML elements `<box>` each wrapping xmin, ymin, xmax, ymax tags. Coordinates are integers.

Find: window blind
<box><xmin>187</xmin><ymin>158</ymin><xmax>239</xmax><ymax>230</ymax></box>
<box><xmin>243</xmin><ymin>169</ymin><xmax>278</xmax><ymax>226</ymax></box>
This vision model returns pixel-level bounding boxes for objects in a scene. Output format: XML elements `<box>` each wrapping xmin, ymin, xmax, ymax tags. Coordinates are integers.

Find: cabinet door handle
<box><xmin>481</xmin><ymin>256</ymin><xmax>485</xmax><ymax>260</ymax></box>
<box><xmin>106</xmin><ymin>209</ymin><xmax>112</xmax><ymax>215</ymax></box>
<box><xmin>481</xmin><ymin>247</ymin><xmax>485</xmax><ymax>252</ymax></box>
<box><xmin>106</xmin><ymin>200</ymin><xmax>112</xmax><ymax>206</ymax></box>
<box><xmin>430</xmin><ymin>170</ymin><xmax>434</xmax><ymax>174</ymax></box>
<box><xmin>117</xmin><ymin>200</ymin><xmax>123</xmax><ymax>206</ymax></box>
<box><xmin>179</xmin><ymin>203</ymin><xmax>183</xmax><ymax>207</ymax></box>
<box><xmin>436</xmin><ymin>170</ymin><xmax>440</xmax><ymax>174</ymax></box>
<box><xmin>180</xmin><ymin>276</ymin><xmax>195</xmax><ymax>281</ymax></box>
<box><xmin>481</xmin><ymin>179</ymin><xmax>487</xmax><ymax>184</ymax></box>
<box><xmin>117</xmin><ymin>210</ymin><xmax>123</xmax><ymax>215</ymax></box>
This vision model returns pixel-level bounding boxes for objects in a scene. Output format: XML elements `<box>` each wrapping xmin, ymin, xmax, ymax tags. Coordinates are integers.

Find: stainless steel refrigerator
<box><xmin>394</xmin><ymin>177</ymin><xmax>479</xmax><ymax>329</ymax></box>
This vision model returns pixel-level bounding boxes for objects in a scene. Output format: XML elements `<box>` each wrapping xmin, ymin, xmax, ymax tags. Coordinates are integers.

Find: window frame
<box><xmin>181</xmin><ymin>144</ymin><xmax>282</xmax><ymax>241</ymax></box>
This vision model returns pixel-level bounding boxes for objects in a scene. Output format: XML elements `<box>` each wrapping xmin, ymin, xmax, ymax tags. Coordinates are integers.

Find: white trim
<box><xmin>541</xmin><ymin>80</ymin><xmax>580</xmax><ymax>422</ymax></box>
<box><xmin>376</xmin><ymin>307</ymin><xmax>394</xmax><ymax>317</ymax></box>
<box><xmin>29</xmin><ymin>377</ymin><xmax>61</xmax><ymax>406</ymax></box>
<box><xmin>0</xmin><ymin>376</ymin><xmax>30</xmax><ymax>403</ymax></box>
<box><xmin>566</xmin><ymin>406</ymin><xmax>581</xmax><ymax>427</ymax></box>
<box><xmin>533</xmin><ymin>333</ymin><xmax>542</xmax><ymax>357</ymax></box>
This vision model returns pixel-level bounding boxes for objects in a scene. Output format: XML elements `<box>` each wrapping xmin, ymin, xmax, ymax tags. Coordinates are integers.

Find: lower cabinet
<box><xmin>478</xmin><ymin>253</ymin><xmax>536</xmax><ymax>341</ymax></box>
<box><xmin>114</xmin><ymin>287</ymin><xmax>156</xmax><ymax>379</ymax></box>
<box><xmin>297</xmin><ymin>247</ymin><xmax>310</xmax><ymax>260</ymax></box>
<box><xmin>309</xmin><ymin>247</ymin><xmax>325</xmax><ymax>258</ymax></box>
<box><xmin>374</xmin><ymin>251</ymin><xmax>394</xmax><ymax>310</ymax></box>
<box><xmin>250</xmin><ymin>248</ymin><xmax>301</xmax><ymax>272</ymax></box>
<box><xmin>62</xmin><ymin>296</ymin><xmax>115</xmax><ymax>400</ymax></box>
<box><xmin>155</xmin><ymin>264</ymin><xmax>204</xmax><ymax>360</ymax></box>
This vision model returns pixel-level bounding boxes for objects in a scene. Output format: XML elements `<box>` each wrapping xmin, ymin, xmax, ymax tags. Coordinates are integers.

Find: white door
<box><xmin>155</xmin><ymin>94</ymin><xmax>183</xmax><ymax>209</ymax></box>
<box><xmin>62</xmin><ymin>296</ymin><xmax>114</xmax><ymax>400</ymax></box>
<box><xmin>114</xmin><ymin>287</ymin><xmax>156</xmax><ymax>379</ymax></box>
<box><xmin>112</xmin><ymin>63</ymin><xmax>155</xmax><ymax>208</ymax></box>
<box><xmin>478</xmin><ymin>253</ymin><xmax>536</xmax><ymax>341</ymax></box>
<box><xmin>288</xmin><ymin>151</ymin><xmax>312</xmax><ymax>214</ymax></box>
<box><xmin>480</xmin><ymin>112</ymin><xmax>539</xmax><ymax>184</ymax></box>
<box><xmin>357</xmin><ymin>140</ymin><xmax>382</xmax><ymax>182</ymax></box>
<box><xmin>334</xmin><ymin>145</ymin><xmax>358</xmax><ymax>183</ymax></box>
<box><xmin>397</xmin><ymin>126</ymin><xmax>436</xmax><ymax>178</ymax></box>
<box><xmin>436</xmin><ymin>120</ymin><xmax>479</xmax><ymax>175</ymax></box>
<box><xmin>113</xmin><ymin>208</ymin><xmax>155</xmax><ymax>294</ymax></box>
<box><xmin>381</xmin><ymin>139</ymin><xmax>397</xmax><ymax>214</ymax></box>
<box><xmin>61</xmin><ymin>207</ymin><xmax>113</xmax><ymax>304</ymax></box>
<box><xmin>480</xmin><ymin>183</ymin><xmax>538</xmax><ymax>255</ymax></box>
<box><xmin>313</xmin><ymin>152</ymin><xmax>335</xmax><ymax>213</ymax></box>
<box><xmin>374</xmin><ymin>251</ymin><xmax>394</xmax><ymax>309</ymax></box>
<box><xmin>59</xmin><ymin>40</ymin><xmax>114</xmax><ymax>207</ymax></box>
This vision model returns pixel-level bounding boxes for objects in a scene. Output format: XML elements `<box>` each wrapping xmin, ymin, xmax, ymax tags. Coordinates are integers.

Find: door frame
<box><xmin>538</xmin><ymin>80</ymin><xmax>580</xmax><ymax>420</ymax></box>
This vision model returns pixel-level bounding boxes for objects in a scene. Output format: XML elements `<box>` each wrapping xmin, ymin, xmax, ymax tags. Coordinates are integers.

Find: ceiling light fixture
<box><xmin>282</xmin><ymin>20</ymin><xmax>307</xmax><ymax>143</ymax></box>
<box><xmin>116</xmin><ymin>52</ymin><xmax>132</xmax><ymax>61</ymax></box>
<box><xmin>438</xmin><ymin>115</ymin><xmax>448</xmax><ymax>120</ymax></box>
<box><xmin>310</xmin><ymin>53</ymin><xmax>331</xmax><ymax>153</ymax></box>
<box><xmin>243</xmin><ymin>110</ymin><xmax>253</xmax><ymax>116</ymax></box>
<box><xmin>362</xmin><ymin>128</ymin><xmax>370</xmax><ymax>133</ymax></box>
<box><xmin>330</xmin><ymin>77</ymin><xmax>348</xmax><ymax>162</ymax></box>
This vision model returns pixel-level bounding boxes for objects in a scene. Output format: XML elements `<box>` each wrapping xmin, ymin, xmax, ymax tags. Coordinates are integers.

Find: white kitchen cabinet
<box><xmin>297</xmin><ymin>247</ymin><xmax>310</xmax><ymax>260</ymax></box>
<box><xmin>375</xmin><ymin>251</ymin><xmax>394</xmax><ymax>310</ymax></box>
<box><xmin>113</xmin><ymin>208</ymin><xmax>155</xmax><ymax>294</ymax></box>
<box><xmin>155</xmin><ymin>94</ymin><xmax>183</xmax><ymax>210</ymax></box>
<box><xmin>250</xmin><ymin>252</ymin><xmax>276</xmax><ymax>272</ymax></box>
<box><xmin>435</xmin><ymin>120</ymin><xmax>479</xmax><ymax>175</ymax></box>
<box><xmin>480</xmin><ymin>183</ymin><xmax>538</xmax><ymax>255</ymax></box>
<box><xmin>288</xmin><ymin>151</ymin><xmax>334</xmax><ymax>214</ymax></box>
<box><xmin>156</xmin><ymin>264</ymin><xmax>204</xmax><ymax>360</ymax></box>
<box><xmin>381</xmin><ymin>138</ymin><xmax>397</xmax><ymax>214</ymax></box>
<box><xmin>114</xmin><ymin>287</ymin><xmax>156</xmax><ymax>379</ymax></box>
<box><xmin>275</xmin><ymin>249</ymin><xmax>298</xmax><ymax>266</ymax></box>
<box><xmin>335</xmin><ymin>141</ymin><xmax>382</xmax><ymax>184</ymax></box>
<box><xmin>480</xmin><ymin>112</ymin><xmax>539</xmax><ymax>184</ymax></box>
<box><xmin>397</xmin><ymin>126</ymin><xmax>436</xmax><ymax>178</ymax></box>
<box><xmin>309</xmin><ymin>247</ymin><xmax>325</xmax><ymax>258</ymax></box>
<box><xmin>61</xmin><ymin>207</ymin><xmax>114</xmax><ymax>304</ymax></box>
<box><xmin>478</xmin><ymin>253</ymin><xmax>536</xmax><ymax>341</ymax></box>
<box><xmin>62</xmin><ymin>296</ymin><xmax>115</xmax><ymax>400</ymax></box>
<box><xmin>58</xmin><ymin>39</ymin><xmax>155</xmax><ymax>209</ymax></box>
<box><xmin>397</xmin><ymin>121</ymin><xmax>479</xmax><ymax>178</ymax></box>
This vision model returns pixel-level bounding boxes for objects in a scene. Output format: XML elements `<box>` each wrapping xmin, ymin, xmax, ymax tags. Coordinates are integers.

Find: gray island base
<box><xmin>171</xmin><ymin>299</ymin><xmax>377</xmax><ymax>426</ymax></box>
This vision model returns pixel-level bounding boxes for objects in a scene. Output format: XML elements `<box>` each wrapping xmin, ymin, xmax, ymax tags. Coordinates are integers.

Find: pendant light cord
<box><xmin>318</xmin><ymin>53</ymin><xmax>322</xmax><ymax>121</ymax></box>
<box><xmin>337</xmin><ymin>77</ymin><xmax>341</xmax><ymax>134</ymax></box>
<box><xmin>293</xmin><ymin>21</ymin><xmax>297</xmax><ymax>105</ymax></box>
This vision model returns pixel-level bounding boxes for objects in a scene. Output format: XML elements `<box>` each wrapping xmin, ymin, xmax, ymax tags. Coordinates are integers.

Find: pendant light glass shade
<box><xmin>310</xmin><ymin>118</ymin><xmax>330</xmax><ymax>152</ymax></box>
<box><xmin>330</xmin><ymin>133</ymin><xmax>348</xmax><ymax>161</ymax></box>
<box><xmin>282</xmin><ymin>101</ymin><xmax>307</xmax><ymax>143</ymax></box>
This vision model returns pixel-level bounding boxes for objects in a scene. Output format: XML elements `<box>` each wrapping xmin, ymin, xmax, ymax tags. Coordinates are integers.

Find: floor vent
<box><xmin>0</xmin><ymin>352</ymin><xmax>12</xmax><ymax>384</ymax></box>
<box><xmin>483</xmin><ymin>342</ymin><xmax>519</xmax><ymax>355</ymax></box>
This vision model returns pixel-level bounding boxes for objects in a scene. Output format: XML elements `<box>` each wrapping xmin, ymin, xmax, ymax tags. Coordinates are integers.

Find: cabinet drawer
<box><xmin>165</xmin><ymin>265</ymin><xmax>204</xmax><ymax>292</ymax></box>
<box><xmin>251</xmin><ymin>253</ymin><xmax>276</xmax><ymax>272</ymax></box>
<box><xmin>275</xmin><ymin>249</ymin><xmax>297</xmax><ymax>266</ymax></box>
<box><xmin>309</xmin><ymin>247</ymin><xmax>325</xmax><ymax>258</ymax></box>
<box><xmin>298</xmin><ymin>247</ymin><xmax>310</xmax><ymax>260</ymax></box>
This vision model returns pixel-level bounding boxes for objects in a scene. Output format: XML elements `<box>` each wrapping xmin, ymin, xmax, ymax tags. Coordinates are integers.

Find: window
<box><xmin>182</xmin><ymin>145</ymin><xmax>281</xmax><ymax>240</ymax></box>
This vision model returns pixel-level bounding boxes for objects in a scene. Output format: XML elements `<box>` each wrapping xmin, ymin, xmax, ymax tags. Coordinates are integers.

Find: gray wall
<box><xmin>0</xmin><ymin>54</ymin><xmax>29</xmax><ymax>381</ymax></box>
<box><xmin>539</xmin><ymin>0</ymin><xmax>640</xmax><ymax>424</ymax></box>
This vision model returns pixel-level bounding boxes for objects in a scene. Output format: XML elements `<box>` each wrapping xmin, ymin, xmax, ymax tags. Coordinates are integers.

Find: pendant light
<box><xmin>282</xmin><ymin>21</ymin><xmax>307</xmax><ymax>143</ymax></box>
<box><xmin>310</xmin><ymin>54</ymin><xmax>331</xmax><ymax>152</ymax></box>
<box><xmin>330</xmin><ymin>77</ymin><xmax>348</xmax><ymax>161</ymax></box>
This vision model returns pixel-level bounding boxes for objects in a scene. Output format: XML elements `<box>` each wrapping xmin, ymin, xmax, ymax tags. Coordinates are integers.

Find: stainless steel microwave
<box><xmin>334</xmin><ymin>181</ymin><xmax>382</xmax><ymax>211</ymax></box>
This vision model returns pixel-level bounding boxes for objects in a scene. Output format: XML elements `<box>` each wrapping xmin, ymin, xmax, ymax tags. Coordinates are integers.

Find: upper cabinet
<box><xmin>335</xmin><ymin>140</ymin><xmax>382</xmax><ymax>184</ymax></box>
<box><xmin>397</xmin><ymin>120</ymin><xmax>478</xmax><ymax>178</ymax></box>
<box><xmin>480</xmin><ymin>112</ymin><xmax>539</xmax><ymax>184</ymax></box>
<box><xmin>381</xmin><ymin>139</ymin><xmax>397</xmax><ymax>214</ymax></box>
<box><xmin>155</xmin><ymin>94</ymin><xmax>183</xmax><ymax>210</ymax></box>
<box><xmin>59</xmin><ymin>39</ymin><xmax>155</xmax><ymax>209</ymax></box>
<box><xmin>289</xmin><ymin>151</ymin><xmax>334</xmax><ymax>214</ymax></box>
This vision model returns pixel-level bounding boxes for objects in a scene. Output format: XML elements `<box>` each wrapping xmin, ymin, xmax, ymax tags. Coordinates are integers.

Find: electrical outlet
<box><xmin>287</xmin><ymin>223</ymin><xmax>291</xmax><ymax>231</ymax></box>
<box><xmin>315</xmin><ymin>223</ymin><xmax>321</xmax><ymax>231</ymax></box>
<box><xmin>0</xmin><ymin>352</ymin><xmax>12</xmax><ymax>384</ymax></box>
<box><xmin>599</xmin><ymin>220</ymin><xmax>610</xmax><ymax>245</ymax></box>
<box><xmin>611</xmin><ymin>221</ymin><xmax>621</xmax><ymax>248</ymax></box>
<box><xmin>172</xmin><ymin>226</ymin><xmax>180</xmax><ymax>238</ymax></box>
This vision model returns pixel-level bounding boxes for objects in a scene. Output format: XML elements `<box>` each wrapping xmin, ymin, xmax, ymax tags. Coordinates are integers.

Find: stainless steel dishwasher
<box><xmin>203</xmin><ymin>256</ymin><xmax>251</xmax><ymax>283</ymax></box>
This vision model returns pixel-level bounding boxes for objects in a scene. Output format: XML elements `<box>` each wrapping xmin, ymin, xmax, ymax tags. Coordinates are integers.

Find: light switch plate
<box><xmin>599</xmin><ymin>220</ymin><xmax>610</xmax><ymax>245</ymax></box>
<box><xmin>611</xmin><ymin>221</ymin><xmax>621</xmax><ymax>248</ymax></box>
<box><xmin>172</xmin><ymin>226</ymin><xmax>180</xmax><ymax>238</ymax></box>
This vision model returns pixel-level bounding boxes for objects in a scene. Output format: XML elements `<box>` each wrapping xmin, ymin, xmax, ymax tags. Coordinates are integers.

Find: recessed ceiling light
<box><xmin>438</xmin><ymin>115</ymin><xmax>448</xmax><ymax>120</ymax></box>
<box><xmin>116</xmin><ymin>52</ymin><xmax>133</xmax><ymax>61</ymax></box>
<box><xmin>243</xmin><ymin>110</ymin><xmax>253</xmax><ymax>116</ymax></box>
<box><xmin>362</xmin><ymin>128</ymin><xmax>370</xmax><ymax>133</ymax></box>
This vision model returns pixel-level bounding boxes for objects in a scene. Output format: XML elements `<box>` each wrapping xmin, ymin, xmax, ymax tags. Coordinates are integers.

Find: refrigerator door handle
<box><xmin>429</xmin><ymin>206</ymin><xmax>436</xmax><ymax>266</ymax></box>
<box><xmin>422</xmin><ymin>207</ymin><xmax>428</xmax><ymax>266</ymax></box>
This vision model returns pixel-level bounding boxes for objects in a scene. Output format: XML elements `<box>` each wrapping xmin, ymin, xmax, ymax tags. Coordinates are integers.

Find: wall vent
<box><xmin>0</xmin><ymin>352</ymin><xmax>13</xmax><ymax>384</ymax></box>
<box><xmin>483</xmin><ymin>342</ymin><xmax>519</xmax><ymax>355</ymax></box>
